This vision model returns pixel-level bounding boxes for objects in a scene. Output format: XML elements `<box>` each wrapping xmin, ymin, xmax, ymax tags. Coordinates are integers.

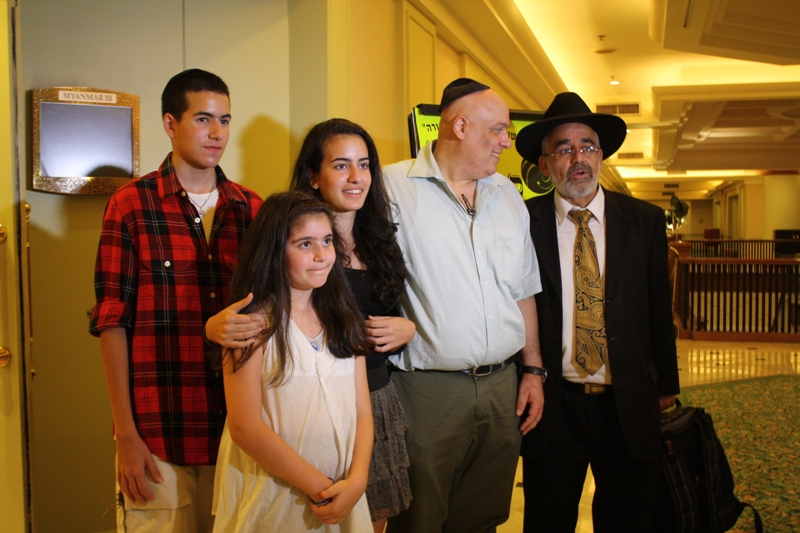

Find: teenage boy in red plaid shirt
<box><xmin>90</xmin><ymin>69</ymin><xmax>262</xmax><ymax>532</ymax></box>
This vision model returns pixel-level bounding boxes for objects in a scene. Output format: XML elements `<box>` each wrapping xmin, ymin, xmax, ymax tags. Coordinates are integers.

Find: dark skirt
<box><xmin>366</xmin><ymin>381</ymin><xmax>413</xmax><ymax>521</ymax></box>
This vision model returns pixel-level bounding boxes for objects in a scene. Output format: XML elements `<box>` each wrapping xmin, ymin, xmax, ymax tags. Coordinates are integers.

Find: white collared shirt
<box><xmin>383</xmin><ymin>142</ymin><xmax>542</xmax><ymax>371</ymax></box>
<box><xmin>555</xmin><ymin>186</ymin><xmax>612</xmax><ymax>384</ymax></box>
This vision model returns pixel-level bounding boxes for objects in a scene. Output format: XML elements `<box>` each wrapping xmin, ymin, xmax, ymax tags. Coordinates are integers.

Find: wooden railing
<box><xmin>680</xmin><ymin>239</ymin><xmax>800</xmax><ymax>259</ymax></box>
<box><xmin>671</xmin><ymin>241</ymin><xmax>800</xmax><ymax>341</ymax></box>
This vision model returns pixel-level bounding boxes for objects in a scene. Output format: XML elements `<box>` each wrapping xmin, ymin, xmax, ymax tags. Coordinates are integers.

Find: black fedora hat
<box><xmin>516</xmin><ymin>92</ymin><xmax>627</xmax><ymax>162</ymax></box>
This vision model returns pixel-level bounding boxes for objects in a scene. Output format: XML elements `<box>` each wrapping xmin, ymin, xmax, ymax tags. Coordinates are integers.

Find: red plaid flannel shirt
<box><xmin>89</xmin><ymin>154</ymin><xmax>262</xmax><ymax>466</ymax></box>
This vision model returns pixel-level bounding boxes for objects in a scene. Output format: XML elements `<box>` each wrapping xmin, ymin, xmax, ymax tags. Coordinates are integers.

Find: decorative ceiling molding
<box><xmin>652</xmin><ymin>83</ymin><xmax>800</xmax><ymax>171</ymax></box>
<box><xmin>655</xmin><ymin>0</ymin><xmax>800</xmax><ymax>65</ymax></box>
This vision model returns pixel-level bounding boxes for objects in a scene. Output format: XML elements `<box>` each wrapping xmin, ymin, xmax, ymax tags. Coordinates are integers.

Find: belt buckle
<box><xmin>472</xmin><ymin>361</ymin><xmax>505</xmax><ymax>376</ymax></box>
<box><xmin>471</xmin><ymin>365</ymin><xmax>493</xmax><ymax>377</ymax></box>
<box><xmin>584</xmin><ymin>383</ymin><xmax>607</xmax><ymax>394</ymax></box>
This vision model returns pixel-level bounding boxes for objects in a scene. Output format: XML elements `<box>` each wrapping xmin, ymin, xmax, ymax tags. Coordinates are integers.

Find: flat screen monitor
<box><xmin>407</xmin><ymin>104</ymin><xmax>551</xmax><ymax>199</ymax></box>
<box><xmin>31</xmin><ymin>87</ymin><xmax>139</xmax><ymax>195</ymax></box>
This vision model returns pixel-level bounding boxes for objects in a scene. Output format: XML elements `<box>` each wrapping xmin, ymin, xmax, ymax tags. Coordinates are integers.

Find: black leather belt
<box><xmin>435</xmin><ymin>357</ymin><xmax>515</xmax><ymax>377</ymax></box>
<box><xmin>561</xmin><ymin>380</ymin><xmax>612</xmax><ymax>394</ymax></box>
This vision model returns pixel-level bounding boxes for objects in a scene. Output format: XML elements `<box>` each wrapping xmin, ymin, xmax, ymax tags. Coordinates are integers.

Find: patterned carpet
<box><xmin>680</xmin><ymin>375</ymin><xmax>800</xmax><ymax>533</ymax></box>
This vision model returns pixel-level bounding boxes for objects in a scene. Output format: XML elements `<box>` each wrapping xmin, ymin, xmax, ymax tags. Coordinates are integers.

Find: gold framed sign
<box><xmin>31</xmin><ymin>87</ymin><xmax>140</xmax><ymax>195</ymax></box>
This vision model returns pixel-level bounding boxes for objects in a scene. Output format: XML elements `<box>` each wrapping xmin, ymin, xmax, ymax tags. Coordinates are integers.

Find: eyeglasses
<box><xmin>543</xmin><ymin>146</ymin><xmax>601</xmax><ymax>159</ymax></box>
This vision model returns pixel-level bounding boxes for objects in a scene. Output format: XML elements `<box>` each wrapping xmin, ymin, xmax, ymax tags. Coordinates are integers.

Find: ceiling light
<box><xmin>609</xmin><ymin>76</ymin><xmax>620</xmax><ymax>85</ymax></box>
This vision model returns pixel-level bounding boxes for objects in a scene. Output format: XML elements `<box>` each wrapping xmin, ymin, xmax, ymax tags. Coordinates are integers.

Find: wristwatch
<box><xmin>519</xmin><ymin>365</ymin><xmax>548</xmax><ymax>382</ymax></box>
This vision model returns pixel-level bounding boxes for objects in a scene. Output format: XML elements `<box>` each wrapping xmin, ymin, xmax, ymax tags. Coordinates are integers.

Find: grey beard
<box><xmin>555</xmin><ymin>163</ymin><xmax>598</xmax><ymax>200</ymax></box>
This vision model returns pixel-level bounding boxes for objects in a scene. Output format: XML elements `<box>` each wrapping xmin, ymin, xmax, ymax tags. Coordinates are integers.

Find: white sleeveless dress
<box><xmin>212</xmin><ymin>321</ymin><xmax>371</xmax><ymax>532</ymax></box>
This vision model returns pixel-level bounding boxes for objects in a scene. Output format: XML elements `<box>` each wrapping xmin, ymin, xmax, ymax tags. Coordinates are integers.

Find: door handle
<box><xmin>0</xmin><ymin>347</ymin><xmax>10</xmax><ymax>367</ymax></box>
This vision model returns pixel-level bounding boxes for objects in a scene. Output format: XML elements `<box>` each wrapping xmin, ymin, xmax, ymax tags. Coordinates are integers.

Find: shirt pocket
<box><xmin>493</xmin><ymin>233</ymin><xmax>525</xmax><ymax>296</ymax></box>
<box><xmin>139</xmin><ymin>244</ymin><xmax>198</xmax><ymax>301</ymax></box>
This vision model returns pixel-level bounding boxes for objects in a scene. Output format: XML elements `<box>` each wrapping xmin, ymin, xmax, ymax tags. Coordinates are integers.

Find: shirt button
<box><xmin>180</xmin><ymin>191</ymin><xmax>186</xmax><ymax>197</ymax></box>
<box><xmin>484</xmin><ymin>281</ymin><xmax>489</xmax><ymax>286</ymax></box>
<box><xmin>208</xmin><ymin>254</ymin><xmax>213</xmax><ymax>260</ymax></box>
<box><xmin>164</xmin><ymin>260</ymin><xmax>171</xmax><ymax>267</ymax></box>
<box><xmin>488</xmin><ymin>315</ymin><xmax>493</xmax><ymax>320</ymax></box>
<box><xmin>477</xmin><ymin>250</ymin><xmax>482</xmax><ymax>255</ymax></box>
<box><xmin>210</xmin><ymin>292</ymin><xmax>216</xmax><ymax>299</ymax></box>
<box><xmin>195</xmin><ymin>217</ymin><xmax>201</xmax><ymax>223</ymax></box>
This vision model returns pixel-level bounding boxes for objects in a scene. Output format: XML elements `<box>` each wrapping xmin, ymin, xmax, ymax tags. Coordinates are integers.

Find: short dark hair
<box><xmin>161</xmin><ymin>68</ymin><xmax>229</xmax><ymax>120</ymax></box>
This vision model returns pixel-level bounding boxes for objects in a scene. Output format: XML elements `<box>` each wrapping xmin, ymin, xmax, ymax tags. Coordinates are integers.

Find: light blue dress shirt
<box><xmin>383</xmin><ymin>142</ymin><xmax>542</xmax><ymax>371</ymax></box>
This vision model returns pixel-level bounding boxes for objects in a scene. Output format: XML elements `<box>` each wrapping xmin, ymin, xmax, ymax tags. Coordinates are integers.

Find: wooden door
<box><xmin>0</xmin><ymin>2</ymin><xmax>30</xmax><ymax>531</ymax></box>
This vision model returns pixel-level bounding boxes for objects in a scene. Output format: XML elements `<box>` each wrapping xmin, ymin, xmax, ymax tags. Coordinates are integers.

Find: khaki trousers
<box><xmin>387</xmin><ymin>363</ymin><xmax>521</xmax><ymax>533</ymax></box>
<box><xmin>116</xmin><ymin>454</ymin><xmax>215</xmax><ymax>533</ymax></box>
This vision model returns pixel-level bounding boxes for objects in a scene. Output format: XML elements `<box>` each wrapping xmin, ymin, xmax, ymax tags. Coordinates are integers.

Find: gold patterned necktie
<box><xmin>571</xmin><ymin>209</ymin><xmax>607</xmax><ymax>376</ymax></box>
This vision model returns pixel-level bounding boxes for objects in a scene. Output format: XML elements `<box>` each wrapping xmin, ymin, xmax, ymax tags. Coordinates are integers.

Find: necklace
<box><xmin>309</xmin><ymin>338</ymin><xmax>323</xmax><ymax>352</ymax></box>
<box><xmin>304</xmin><ymin>328</ymin><xmax>324</xmax><ymax>352</ymax></box>
<box><xmin>294</xmin><ymin>306</ymin><xmax>323</xmax><ymax>351</ymax></box>
<box><xmin>187</xmin><ymin>184</ymin><xmax>217</xmax><ymax>218</ymax></box>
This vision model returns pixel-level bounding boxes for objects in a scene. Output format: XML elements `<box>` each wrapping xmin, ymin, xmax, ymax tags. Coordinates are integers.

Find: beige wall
<box><xmin>348</xmin><ymin>0</ymin><xmax>403</xmax><ymax>164</ymax></box>
<box><xmin>650</xmin><ymin>199</ymin><xmax>670</xmax><ymax>213</ymax></box>
<box><xmin>704</xmin><ymin>173</ymin><xmax>800</xmax><ymax>241</ymax></box>
<box><xmin>763</xmin><ymin>174</ymin><xmax>800</xmax><ymax>238</ymax></box>
<box><xmin>710</xmin><ymin>175</ymin><xmax>800</xmax><ymax>240</ymax></box>
<box><xmin>710</xmin><ymin>183</ymin><xmax>741</xmax><ymax>239</ymax></box>
<box><xmin>435</xmin><ymin>35</ymin><xmax>461</xmax><ymax>105</ymax></box>
<box><xmin>288</xmin><ymin>0</ymin><xmax>331</xmax><ymax>158</ymax></box>
<box><xmin>742</xmin><ymin>182</ymin><xmax>764</xmax><ymax>240</ymax></box>
<box><xmin>687</xmin><ymin>199</ymin><xmax>714</xmax><ymax>239</ymax></box>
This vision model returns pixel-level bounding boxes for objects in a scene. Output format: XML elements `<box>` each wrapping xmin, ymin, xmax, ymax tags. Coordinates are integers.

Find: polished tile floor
<box><xmin>498</xmin><ymin>339</ymin><xmax>800</xmax><ymax>533</ymax></box>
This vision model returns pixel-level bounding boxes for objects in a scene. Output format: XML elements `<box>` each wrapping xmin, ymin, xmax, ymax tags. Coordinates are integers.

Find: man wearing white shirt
<box><xmin>383</xmin><ymin>78</ymin><xmax>545</xmax><ymax>533</ymax></box>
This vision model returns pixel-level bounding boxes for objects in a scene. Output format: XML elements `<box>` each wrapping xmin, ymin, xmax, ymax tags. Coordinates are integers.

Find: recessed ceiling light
<box><xmin>609</xmin><ymin>76</ymin><xmax>620</xmax><ymax>85</ymax></box>
<box><xmin>593</xmin><ymin>48</ymin><xmax>618</xmax><ymax>54</ymax></box>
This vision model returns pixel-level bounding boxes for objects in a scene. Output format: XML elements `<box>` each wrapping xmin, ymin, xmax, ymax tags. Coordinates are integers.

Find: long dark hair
<box><xmin>215</xmin><ymin>191</ymin><xmax>369</xmax><ymax>385</ymax></box>
<box><xmin>289</xmin><ymin>118</ymin><xmax>406</xmax><ymax>309</ymax></box>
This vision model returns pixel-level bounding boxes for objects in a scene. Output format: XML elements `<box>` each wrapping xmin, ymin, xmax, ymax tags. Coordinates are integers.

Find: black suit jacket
<box><xmin>522</xmin><ymin>188</ymin><xmax>680</xmax><ymax>461</ymax></box>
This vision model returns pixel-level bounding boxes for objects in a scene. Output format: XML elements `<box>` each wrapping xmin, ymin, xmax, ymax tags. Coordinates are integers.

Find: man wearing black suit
<box><xmin>515</xmin><ymin>92</ymin><xmax>680</xmax><ymax>533</ymax></box>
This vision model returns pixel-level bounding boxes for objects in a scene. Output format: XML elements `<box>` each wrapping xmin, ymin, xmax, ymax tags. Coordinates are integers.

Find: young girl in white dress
<box><xmin>206</xmin><ymin>120</ymin><xmax>414</xmax><ymax>533</ymax></box>
<box><xmin>211</xmin><ymin>191</ymin><xmax>373</xmax><ymax>533</ymax></box>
